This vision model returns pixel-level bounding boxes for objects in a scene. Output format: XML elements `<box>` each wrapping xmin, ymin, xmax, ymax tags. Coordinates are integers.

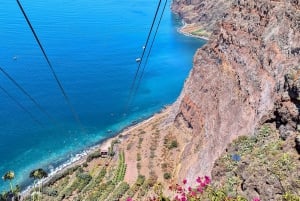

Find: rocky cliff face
<box><xmin>171</xmin><ymin>0</ymin><xmax>300</xmax><ymax>185</ymax></box>
<box><xmin>172</xmin><ymin>0</ymin><xmax>232</xmax><ymax>33</ymax></box>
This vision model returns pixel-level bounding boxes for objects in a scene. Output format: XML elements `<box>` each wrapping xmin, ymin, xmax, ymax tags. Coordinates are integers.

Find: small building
<box><xmin>100</xmin><ymin>150</ymin><xmax>108</xmax><ymax>157</ymax></box>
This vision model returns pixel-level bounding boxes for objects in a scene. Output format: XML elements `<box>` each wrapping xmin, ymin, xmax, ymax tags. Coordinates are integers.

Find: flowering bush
<box><xmin>169</xmin><ymin>176</ymin><xmax>211</xmax><ymax>201</ymax></box>
<box><xmin>125</xmin><ymin>176</ymin><xmax>261</xmax><ymax>201</ymax></box>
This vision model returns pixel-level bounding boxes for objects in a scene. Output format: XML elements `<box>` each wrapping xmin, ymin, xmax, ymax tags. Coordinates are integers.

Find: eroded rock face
<box><xmin>172</xmin><ymin>0</ymin><xmax>233</xmax><ymax>32</ymax></box>
<box><xmin>171</xmin><ymin>0</ymin><xmax>300</xmax><ymax>184</ymax></box>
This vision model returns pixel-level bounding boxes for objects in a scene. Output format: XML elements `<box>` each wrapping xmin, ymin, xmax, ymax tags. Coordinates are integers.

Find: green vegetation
<box><xmin>108</xmin><ymin>139</ymin><xmax>120</xmax><ymax>157</ymax></box>
<box><xmin>213</xmin><ymin>124</ymin><xmax>300</xmax><ymax>200</ymax></box>
<box><xmin>164</xmin><ymin>136</ymin><xmax>179</xmax><ymax>150</ymax></box>
<box><xmin>163</xmin><ymin>172</ymin><xmax>171</xmax><ymax>180</ymax></box>
<box><xmin>137</xmin><ymin>179</ymin><xmax>151</xmax><ymax>198</ymax></box>
<box><xmin>19</xmin><ymin>147</ymin><xmax>130</xmax><ymax>201</ymax></box>
<box><xmin>168</xmin><ymin>140</ymin><xmax>178</xmax><ymax>149</ymax></box>
<box><xmin>86</xmin><ymin>151</ymin><xmax>102</xmax><ymax>162</ymax></box>
<box><xmin>112</xmin><ymin>151</ymin><xmax>126</xmax><ymax>184</ymax></box>
<box><xmin>137</xmin><ymin>153</ymin><xmax>141</xmax><ymax>161</ymax></box>
<box><xmin>61</xmin><ymin>172</ymin><xmax>92</xmax><ymax>198</ymax></box>
<box><xmin>29</xmin><ymin>168</ymin><xmax>48</xmax><ymax>201</ymax></box>
<box><xmin>124</xmin><ymin>175</ymin><xmax>145</xmax><ymax>199</ymax></box>
<box><xmin>2</xmin><ymin>170</ymin><xmax>15</xmax><ymax>192</ymax></box>
<box><xmin>108</xmin><ymin>182</ymin><xmax>130</xmax><ymax>201</ymax></box>
<box><xmin>191</xmin><ymin>28</ymin><xmax>210</xmax><ymax>38</ymax></box>
<box><xmin>84</xmin><ymin>167</ymin><xmax>107</xmax><ymax>193</ymax></box>
<box><xmin>283</xmin><ymin>192</ymin><xmax>300</xmax><ymax>201</ymax></box>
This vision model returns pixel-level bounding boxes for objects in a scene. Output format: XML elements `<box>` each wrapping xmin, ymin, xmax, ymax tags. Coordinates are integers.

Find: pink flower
<box><xmin>196</xmin><ymin>186</ymin><xmax>203</xmax><ymax>193</ymax></box>
<box><xmin>190</xmin><ymin>191</ymin><xmax>196</xmax><ymax>197</ymax></box>
<box><xmin>183</xmin><ymin>179</ymin><xmax>187</xmax><ymax>185</ymax></box>
<box><xmin>200</xmin><ymin>182</ymin><xmax>207</xmax><ymax>187</ymax></box>
<box><xmin>177</xmin><ymin>186</ymin><xmax>183</xmax><ymax>193</ymax></box>
<box><xmin>126</xmin><ymin>198</ymin><xmax>133</xmax><ymax>201</ymax></box>
<box><xmin>181</xmin><ymin>197</ymin><xmax>187</xmax><ymax>201</ymax></box>
<box><xmin>188</xmin><ymin>186</ymin><xmax>192</xmax><ymax>192</ymax></box>
<box><xmin>196</xmin><ymin>176</ymin><xmax>202</xmax><ymax>184</ymax></box>
<box><xmin>204</xmin><ymin>176</ymin><xmax>211</xmax><ymax>184</ymax></box>
<box><xmin>253</xmin><ymin>198</ymin><xmax>260</xmax><ymax>201</ymax></box>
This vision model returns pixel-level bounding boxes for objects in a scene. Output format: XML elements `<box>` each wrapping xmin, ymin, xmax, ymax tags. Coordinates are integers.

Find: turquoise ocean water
<box><xmin>0</xmin><ymin>0</ymin><xmax>204</xmax><ymax>191</ymax></box>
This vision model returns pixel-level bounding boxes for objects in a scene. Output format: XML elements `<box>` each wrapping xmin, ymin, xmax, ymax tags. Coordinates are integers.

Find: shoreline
<box><xmin>177</xmin><ymin>21</ymin><xmax>209</xmax><ymax>41</ymax></box>
<box><xmin>21</xmin><ymin>107</ymin><xmax>170</xmax><ymax>197</ymax></box>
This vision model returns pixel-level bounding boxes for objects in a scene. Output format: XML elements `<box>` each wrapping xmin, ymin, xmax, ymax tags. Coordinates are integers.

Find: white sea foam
<box><xmin>21</xmin><ymin>144</ymin><xmax>101</xmax><ymax>196</ymax></box>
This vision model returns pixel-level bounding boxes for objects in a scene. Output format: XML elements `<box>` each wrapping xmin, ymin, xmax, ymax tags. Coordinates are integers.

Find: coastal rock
<box><xmin>172</xmin><ymin>0</ymin><xmax>233</xmax><ymax>32</ymax></box>
<box><xmin>279</xmin><ymin>125</ymin><xmax>293</xmax><ymax>140</ymax></box>
<box><xmin>171</xmin><ymin>0</ymin><xmax>300</xmax><ymax>186</ymax></box>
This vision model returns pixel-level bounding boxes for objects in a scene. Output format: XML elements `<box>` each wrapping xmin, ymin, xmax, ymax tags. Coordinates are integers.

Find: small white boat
<box><xmin>136</xmin><ymin>58</ymin><xmax>141</xmax><ymax>63</ymax></box>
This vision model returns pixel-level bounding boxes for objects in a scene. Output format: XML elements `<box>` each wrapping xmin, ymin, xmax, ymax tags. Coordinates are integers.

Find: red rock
<box><xmin>170</xmin><ymin>0</ymin><xmax>300</xmax><ymax>183</ymax></box>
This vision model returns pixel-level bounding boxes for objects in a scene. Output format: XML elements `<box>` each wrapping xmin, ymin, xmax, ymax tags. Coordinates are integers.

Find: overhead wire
<box><xmin>0</xmin><ymin>84</ymin><xmax>43</xmax><ymax>127</ymax></box>
<box><xmin>125</xmin><ymin>0</ymin><xmax>163</xmax><ymax>110</ymax></box>
<box><xmin>132</xmin><ymin>0</ymin><xmax>168</xmax><ymax>100</ymax></box>
<box><xmin>16</xmin><ymin>0</ymin><xmax>84</xmax><ymax>131</ymax></box>
<box><xmin>0</xmin><ymin>66</ymin><xmax>55</xmax><ymax>123</ymax></box>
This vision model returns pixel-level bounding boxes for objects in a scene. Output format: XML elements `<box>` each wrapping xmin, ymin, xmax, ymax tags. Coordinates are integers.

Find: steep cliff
<box><xmin>171</xmin><ymin>0</ymin><xmax>300</xmax><ymax>186</ymax></box>
<box><xmin>172</xmin><ymin>0</ymin><xmax>232</xmax><ymax>33</ymax></box>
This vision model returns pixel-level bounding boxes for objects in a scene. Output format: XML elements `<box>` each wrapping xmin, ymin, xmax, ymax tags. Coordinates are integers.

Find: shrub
<box><xmin>137</xmin><ymin>153</ymin><xmax>141</xmax><ymax>161</ymax></box>
<box><xmin>139</xmin><ymin>137</ymin><xmax>144</xmax><ymax>144</ymax></box>
<box><xmin>161</xmin><ymin>163</ymin><xmax>168</xmax><ymax>169</ymax></box>
<box><xmin>108</xmin><ymin>146</ymin><xmax>115</xmax><ymax>157</ymax></box>
<box><xmin>148</xmin><ymin>174</ymin><xmax>158</xmax><ymax>187</ymax></box>
<box><xmin>163</xmin><ymin>172</ymin><xmax>171</xmax><ymax>180</ymax></box>
<box><xmin>86</xmin><ymin>151</ymin><xmax>101</xmax><ymax>162</ymax></box>
<box><xmin>150</xmin><ymin>151</ymin><xmax>155</xmax><ymax>158</ymax></box>
<box><xmin>136</xmin><ymin>175</ymin><xmax>145</xmax><ymax>186</ymax></box>
<box><xmin>164</xmin><ymin>136</ymin><xmax>179</xmax><ymax>149</ymax></box>
<box><xmin>127</xmin><ymin>143</ymin><xmax>133</xmax><ymax>150</ymax></box>
<box><xmin>137</xmin><ymin>163</ymin><xmax>141</xmax><ymax>170</ymax></box>
<box><xmin>168</xmin><ymin>140</ymin><xmax>178</xmax><ymax>149</ymax></box>
<box><xmin>283</xmin><ymin>192</ymin><xmax>300</xmax><ymax>201</ymax></box>
<box><xmin>109</xmin><ymin>182</ymin><xmax>130</xmax><ymax>201</ymax></box>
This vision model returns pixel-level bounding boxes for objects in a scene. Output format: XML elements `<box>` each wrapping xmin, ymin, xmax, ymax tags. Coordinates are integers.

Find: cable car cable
<box><xmin>125</xmin><ymin>0</ymin><xmax>162</xmax><ymax>110</ymax></box>
<box><xmin>0</xmin><ymin>84</ymin><xmax>44</xmax><ymax>127</ymax></box>
<box><xmin>0</xmin><ymin>67</ymin><xmax>55</xmax><ymax>123</ymax></box>
<box><xmin>132</xmin><ymin>0</ymin><xmax>168</xmax><ymax>99</ymax></box>
<box><xmin>16</xmin><ymin>0</ymin><xmax>84</xmax><ymax>131</ymax></box>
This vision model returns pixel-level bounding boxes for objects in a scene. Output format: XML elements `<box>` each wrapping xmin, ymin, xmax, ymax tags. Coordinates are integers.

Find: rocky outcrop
<box><xmin>212</xmin><ymin>123</ymin><xmax>300</xmax><ymax>200</ymax></box>
<box><xmin>171</xmin><ymin>0</ymin><xmax>300</xmax><ymax>186</ymax></box>
<box><xmin>172</xmin><ymin>0</ymin><xmax>233</xmax><ymax>33</ymax></box>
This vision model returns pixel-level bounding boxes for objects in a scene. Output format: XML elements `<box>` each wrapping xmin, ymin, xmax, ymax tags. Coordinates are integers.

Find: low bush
<box><xmin>163</xmin><ymin>172</ymin><xmax>171</xmax><ymax>180</ymax></box>
<box><xmin>86</xmin><ymin>151</ymin><xmax>101</xmax><ymax>162</ymax></box>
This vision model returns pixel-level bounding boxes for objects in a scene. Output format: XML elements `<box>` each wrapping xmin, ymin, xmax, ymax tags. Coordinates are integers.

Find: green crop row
<box><xmin>113</xmin><ymin>151</ymin><xmax>127</xmax><ymax>184</ymax></box>
<box><xmin>108</xmin><ymin>182</ymin><xmax>130</xmax><ymax>201</ymax></box>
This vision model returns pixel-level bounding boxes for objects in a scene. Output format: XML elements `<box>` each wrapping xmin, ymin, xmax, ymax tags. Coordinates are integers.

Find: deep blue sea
<box><xmin>0</xmin><ymin>0</ymin><xmax>204</xmax><ymax>191</ymax></box>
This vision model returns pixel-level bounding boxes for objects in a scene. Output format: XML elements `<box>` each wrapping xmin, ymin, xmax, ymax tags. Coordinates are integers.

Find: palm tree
<box><xmin>2</xmin><ymin>171</ymin><xmax>15</xmax><ymax>192</ymax></box>
<box><xmin>29</xmin><ymin>168</ymin><xmax>48</xmax><ymax>201</ymax></box>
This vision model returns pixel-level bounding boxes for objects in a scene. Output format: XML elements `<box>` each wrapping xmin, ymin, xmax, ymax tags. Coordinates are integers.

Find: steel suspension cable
<box><xmin>16</xmin><ymin>0</ymin><xmax>84</xmax><ymax>130</ymax></box>
<box><xmin>0</xmin><ymin>85</ymin><xmax>43</xmax><ymax>127</ymax></box>
<box><xmin>0</xmin><ymin>67</ymin><xmax>55</xmax><ymax>123</ymax></box>
<box><xmin>132</xmin><ymin>0</ymin><xmax>168</xmax><ymax>99</ymax></box>
<box><xmin>126</xmin><ymin>0</ymin><xmax>162</xmax><ymax>110</ymax></box>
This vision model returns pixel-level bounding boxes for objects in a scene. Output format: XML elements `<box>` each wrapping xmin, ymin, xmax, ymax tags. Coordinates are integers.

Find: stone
<box><xmin>295</xmin><ymin>135</ymin><xmax>300</xmax><ymax>154</ymax></box>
